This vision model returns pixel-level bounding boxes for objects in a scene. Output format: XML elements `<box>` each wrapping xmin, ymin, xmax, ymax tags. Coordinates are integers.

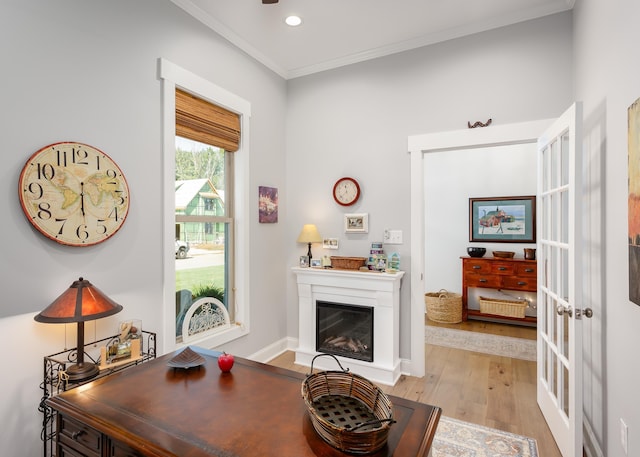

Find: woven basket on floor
<box><xmin>479</xmin><ymin>296</ymin><xmax>527</xmax><ymax>318</ymax></box>
<box><xmin>425</xmin><ymin>289</ymin><xmax>462</xmax><ymax>324</ymax></box>
<box><xmin>301</xmin><ymin>354</ymin><xmax>395</xmax><ymax>454</ymax></box>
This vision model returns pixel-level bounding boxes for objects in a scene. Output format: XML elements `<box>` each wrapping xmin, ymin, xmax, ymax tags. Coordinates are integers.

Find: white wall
<box><xmin>574</xmin><ymin>1</ymin><xmax>640</xmax><ymax>456</ymax></box>
<box><xmin>0</xmin><ymin>1</ymin><xmax>287</xmax><ymax>455</ymax></box>
<box><xmin>424</xmin><ymin>144</ymin><xmax>537</xmax><ymax>295</ymax></box>
<box><xmin>286</xmin><ymin>12</ymin><xmax>573</xmax><ymax>359</ymax></box>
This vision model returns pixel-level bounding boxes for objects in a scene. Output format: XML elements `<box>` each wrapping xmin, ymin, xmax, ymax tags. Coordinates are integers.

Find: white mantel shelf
<box><xmin>292</xmin><ymin>267</ymin><xmax>405</xmax><ymax>386</ymax></box>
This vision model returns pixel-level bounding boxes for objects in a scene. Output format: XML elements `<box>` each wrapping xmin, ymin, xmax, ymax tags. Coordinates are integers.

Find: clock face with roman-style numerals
<box><xmin>18</xmin><ymin>142</ymin><xmax>130</xmax><ymax>246</ymax></box>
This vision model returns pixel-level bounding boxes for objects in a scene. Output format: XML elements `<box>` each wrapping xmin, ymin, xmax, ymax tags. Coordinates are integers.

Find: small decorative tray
<box><xmin>167</xmin><ymin>346</ymin><xmax>206</xmax><ymax>369</ymax></box>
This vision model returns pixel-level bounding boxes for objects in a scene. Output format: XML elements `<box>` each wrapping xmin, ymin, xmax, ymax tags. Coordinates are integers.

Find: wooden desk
<box><xmin>47</xmin><ymin>347</ymin><xmax>441</xmax><ymax>457</ymax></box>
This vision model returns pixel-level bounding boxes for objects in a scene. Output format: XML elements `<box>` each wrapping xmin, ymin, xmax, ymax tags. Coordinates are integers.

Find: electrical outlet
<box><xmin>621</xmin><ymin>418</ymin><xmax>628</xmax><ymax>455</ymax></box>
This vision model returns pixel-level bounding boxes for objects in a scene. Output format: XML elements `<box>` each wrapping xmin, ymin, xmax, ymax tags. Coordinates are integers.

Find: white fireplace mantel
<box><xmin>292</xmin><ymin>267</ymin><xmax>405</xmax><ymax>385</ymax></box>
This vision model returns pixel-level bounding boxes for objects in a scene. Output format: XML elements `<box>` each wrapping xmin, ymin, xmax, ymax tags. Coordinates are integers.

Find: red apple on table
<box><xmin>217</xmin><ymin>352</ymin><xmax>234</xmax><ymax>372</ymax></box>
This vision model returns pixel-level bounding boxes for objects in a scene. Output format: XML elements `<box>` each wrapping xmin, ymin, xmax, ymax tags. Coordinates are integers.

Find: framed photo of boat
<box><xmin>469</xmin><ymin>196</ymin><xmax>536</xmax><ymax>243</ymax></box>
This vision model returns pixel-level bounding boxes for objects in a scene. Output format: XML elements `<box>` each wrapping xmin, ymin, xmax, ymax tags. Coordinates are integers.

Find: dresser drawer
<box><xmin>58</xmin><ymin>414</ymin><xmax>102</xmax><ymax>457</ymax></box>
<box><xmin>502</xmin><ymin>276</ymin><xmax>536</xmax><ymax>291</ymax></box>
<box><xmin>464</xmin><ymin>274</ymin><xmax>502</xmax><ymax>288</ymax></box>
<box><xmin>110</xmin><ymin>439</ymin><xmax>145</xmax><ymax>457</ymax></box>
<box><xmin>57</xmin><ymin>442</ymin><xmax>94</xmax><ymax>457</ymax></box>
<box><xmin>463</xmin><ymin>260</ymin><xmax>492</xmax><ymax>274</ymax></box>
<box><xmin>514</xmin><ymin>263</ymin><xmax>537</xmax><ymax>277</ymax></box>
<box><xmin>490</xmin><ymin>262</ymin><xmax>515</xmax><ymax>275</ymax></box>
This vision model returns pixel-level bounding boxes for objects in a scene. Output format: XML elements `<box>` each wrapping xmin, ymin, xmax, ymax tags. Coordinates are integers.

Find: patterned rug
<box><xmin>425</xmin><ymin>326</ymin><xmax>536</xmax><ymax>361</ymax></box>
<box><xmin>432</xmin><ymin>416</ymin><xmax>539</xmax><ymax>457</ymax></box>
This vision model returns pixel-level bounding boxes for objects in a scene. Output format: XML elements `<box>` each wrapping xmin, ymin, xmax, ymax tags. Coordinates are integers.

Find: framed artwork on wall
<box><xmin>628</xmin><ymin>97</ymin><xmax>640</xmax><ymax>305</ymax></box>
<box><xmin>344</xmin><ymin>213</ymin><xmax>368</xmax><ymax>234</ymax></box>
<box><xmin>469</xmin><ymin>196</ymin><xmax>536</xmax><ymax>243</ymax></box>
<box><xmin>323</xmin><ymin>238</ymin><xmax>339</xmax><ymax>249</ymax></box>
<box><xmin>258</xmin><ymin>186</ymin><xmax>278</xmax><ymax>223</ymax></box>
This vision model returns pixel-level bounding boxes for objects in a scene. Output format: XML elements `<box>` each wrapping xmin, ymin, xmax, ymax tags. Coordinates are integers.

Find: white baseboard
<box><xmin>400</xmin><ymin>357</ymin><xmax>416</xmax><ymax>377</ymax></box>
<box><xmin>583</xmin><ymin>419</ymin><xmax>604</xmax><ymax>457</ymax></box>
<box><xmin>249</xmin><ymin>337</ymin><xmax>298</xmax><ymax>363</ymax></box>
<box><xmin>250</xmin><ymin>338</ymin><xmax>415</xmax><ymax>384</ymax></box>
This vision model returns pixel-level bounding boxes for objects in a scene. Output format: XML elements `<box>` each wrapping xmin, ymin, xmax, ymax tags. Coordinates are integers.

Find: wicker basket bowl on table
<box><xmin>424</xmin><ymin>289</ymin><xmax>462</xmax><ymax>324</ymax></box>
<box><xmin>301</xmin><ymin>354</ymin><xmax>395</xmax><ymax>454</ymax></box>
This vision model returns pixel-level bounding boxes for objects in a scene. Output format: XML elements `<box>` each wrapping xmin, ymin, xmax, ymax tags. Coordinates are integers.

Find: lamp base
<box><xmin>66</xmin><ymin>362</ymin><xmax>99</xmax><ymax>382</ymax></box>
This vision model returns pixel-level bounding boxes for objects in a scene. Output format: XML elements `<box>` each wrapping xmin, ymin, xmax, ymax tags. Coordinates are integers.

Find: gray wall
<box><xmin>286</xmin><ymin>12</ymin><xmax>573</xmax><ymax>358</ymax></box>
<box><xmin>0</xmin><ymin>1</ymin><xmax>287</xmax><ymax>454</ymax></box>
<box><xmin>7</xmin><ymin>2</ymin><xmax>627</xmax><ymax>456</ymax></box>
<box><xmin>574</xmin><ymin>1</ymin><xmax>640</xmax><ymax>455</ymax></box>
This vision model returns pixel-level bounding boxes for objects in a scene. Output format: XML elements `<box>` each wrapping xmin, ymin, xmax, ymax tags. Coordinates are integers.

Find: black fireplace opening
<box><xmin>316</xmin><ymin>301</ymin><xmax>373</xmax><ymax>363</ymax></box>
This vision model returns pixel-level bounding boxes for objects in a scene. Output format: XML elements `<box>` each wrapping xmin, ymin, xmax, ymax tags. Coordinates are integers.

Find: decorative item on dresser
<box><xmin>461</xmin><ymin>256</ymin><xmax>537</xmax><ymax>324</ymax></box>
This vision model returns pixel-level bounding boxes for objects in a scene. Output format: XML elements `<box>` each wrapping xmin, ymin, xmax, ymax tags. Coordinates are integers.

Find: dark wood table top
<box><xmin>48</xmin><ymin>347</ymin><xmax>441</xmax><ymax>457</ymax></box>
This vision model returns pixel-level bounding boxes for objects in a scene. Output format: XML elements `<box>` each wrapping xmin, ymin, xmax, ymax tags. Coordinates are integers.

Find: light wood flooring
<box><xmin>267</xmin><ymin>318</ymin><xmax>561</xmax><ymax>457</ymax></box>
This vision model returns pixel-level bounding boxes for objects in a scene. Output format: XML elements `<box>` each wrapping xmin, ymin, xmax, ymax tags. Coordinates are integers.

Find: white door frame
<box><xmin>407</xmin><ymin>119</ymin><xmax>552</xmax><ymax>378</ymax></box>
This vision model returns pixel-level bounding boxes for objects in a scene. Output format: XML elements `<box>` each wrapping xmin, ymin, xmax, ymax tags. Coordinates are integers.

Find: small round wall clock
<box><xmin>332</xmin><ymin>177</ymin><xmax>361</xmax><ymax>206</ymax></box>
<box><xmin>18</xmin><ymin>142</ymin><xmax>130</xmax><ymax>246</ymax></box>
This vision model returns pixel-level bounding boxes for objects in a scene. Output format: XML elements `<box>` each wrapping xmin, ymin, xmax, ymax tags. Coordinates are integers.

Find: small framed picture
<box><xmin>299</xmin><ymin>256</ymin><xmax>309</xmax><ymax>267</ymax></box>
<box><xmin>344</xmin><ymin>213</ymin><xmax>369</xmax><ymax>234</ymax></box>
<box><xmin>323</xmin><ymin>238</ymin><xmax>339</xmax><ymax>250</ymax></box>
<box><xmin>310</xmin><ymin>259</ymin><xmax>322</xmax><ymax>268</ymax></box>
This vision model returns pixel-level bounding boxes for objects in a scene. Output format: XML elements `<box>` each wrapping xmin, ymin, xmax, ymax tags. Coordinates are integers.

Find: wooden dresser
<box><xmin>47</xmin><ymin>347</ymin><xmax>441</xmax><ymax>457</ymax></box>
<box><xmin>461</xmin><ymin>256</ymin><xmax>537</xmax><ymax>324</ymax></box>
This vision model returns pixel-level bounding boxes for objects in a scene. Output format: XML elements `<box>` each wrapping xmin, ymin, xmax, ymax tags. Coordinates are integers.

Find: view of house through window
<box><xmin>175</xmin><ymin>136</ymin><xmax>234</xmax><ymax>342</ymax></box>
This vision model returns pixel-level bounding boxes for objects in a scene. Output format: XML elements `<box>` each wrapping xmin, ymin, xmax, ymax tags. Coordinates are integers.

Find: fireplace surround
<box><xmin>292</xmin><ymin>267</ymin><xmax>405</xmax><ymax>385</ymax></box>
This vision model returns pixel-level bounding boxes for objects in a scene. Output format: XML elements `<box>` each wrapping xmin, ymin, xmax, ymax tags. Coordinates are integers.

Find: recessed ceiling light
<box><xmin>285</xmin><ymin>15</ymin><xmax>302</xmax><ymax>27</ymax></box>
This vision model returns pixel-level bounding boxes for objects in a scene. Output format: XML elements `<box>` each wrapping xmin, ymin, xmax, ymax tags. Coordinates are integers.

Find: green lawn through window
<box><xmin>176</xmin><ymin>265</ymin><xmax>225</xmax><ymax>293</ymax></box>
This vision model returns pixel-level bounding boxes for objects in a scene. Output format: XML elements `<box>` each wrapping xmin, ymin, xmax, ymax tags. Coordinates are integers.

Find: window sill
<box><xmin>177</xmin><ymin>323</ymin><xmax>248</xmax><ymax>350</ymax></box>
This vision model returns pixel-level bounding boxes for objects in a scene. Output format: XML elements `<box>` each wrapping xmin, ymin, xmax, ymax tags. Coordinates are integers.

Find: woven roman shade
<box><xmin>176</xmin><ymin>88</ymin><xmax>240</xmax><ymax>152</ymax></box>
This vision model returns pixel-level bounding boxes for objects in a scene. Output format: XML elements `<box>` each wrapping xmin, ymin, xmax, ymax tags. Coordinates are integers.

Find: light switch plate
<box><xmin>383</xmin><ymin>229</ymin><xmax>403</xmax><ymax>244</ymax></box>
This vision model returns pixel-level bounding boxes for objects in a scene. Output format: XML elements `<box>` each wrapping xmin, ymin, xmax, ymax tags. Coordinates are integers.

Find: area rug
<box><xmin>432</xmin><ymin>416</ymin><xmax>539</xmax><ymax>457</ymax></box>
<box><xmin>425</xmin><ymin>326</ymin><xmax>536</xmax><ymax>361</ymax></box>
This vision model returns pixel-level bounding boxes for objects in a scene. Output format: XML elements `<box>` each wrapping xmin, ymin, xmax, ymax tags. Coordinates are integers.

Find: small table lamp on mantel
<box><xmin>297</xmin><ymin>224</ymin><xmax>322</xmax><ymax>264</ymax></box>
<box><xmin>34</xmin><ymin>277</ymin><xmax>123</xmax><ymax>382</ymax></box>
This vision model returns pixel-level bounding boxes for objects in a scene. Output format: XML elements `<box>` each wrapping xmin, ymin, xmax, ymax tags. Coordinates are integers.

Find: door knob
<box><xmin>576</xmin><ymin>307</ymin><xmax>594</xmax><ymax>319</ymax></box>
<box><xmin>556</xmin><ymin>304</ymin><xmax>573</xmax><ymax>317</ymax></box>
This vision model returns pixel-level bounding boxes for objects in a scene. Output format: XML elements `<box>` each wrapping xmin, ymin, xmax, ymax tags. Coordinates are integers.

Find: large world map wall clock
<box><xmin>18</xmin><ymin>142</ymin><xmax>130</xmax><ymax>246</ymax></box>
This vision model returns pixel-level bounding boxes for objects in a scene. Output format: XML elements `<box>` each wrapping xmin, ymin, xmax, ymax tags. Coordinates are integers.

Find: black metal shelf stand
<box><xmin>39</xmin><ymin>330</ymin><xmax>156</xmax><ymax>457</ymax></box>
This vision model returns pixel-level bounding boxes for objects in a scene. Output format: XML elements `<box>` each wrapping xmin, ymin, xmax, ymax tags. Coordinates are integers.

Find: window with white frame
<box><xmin>160</xmin><ymin>58</ymin><xmax>251</xmax><ymax>351</ymax></box>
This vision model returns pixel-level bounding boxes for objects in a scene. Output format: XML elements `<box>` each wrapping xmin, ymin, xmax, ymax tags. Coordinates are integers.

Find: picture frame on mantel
<box><xmin>344</xmin><ymin>213</ymin><xmax>369</xmax><ymax>234</ymax></box>
<box><xmin>469</xmin><ymin>196</ymin><xmax>536</xmax><ymax>243</ymax></box>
